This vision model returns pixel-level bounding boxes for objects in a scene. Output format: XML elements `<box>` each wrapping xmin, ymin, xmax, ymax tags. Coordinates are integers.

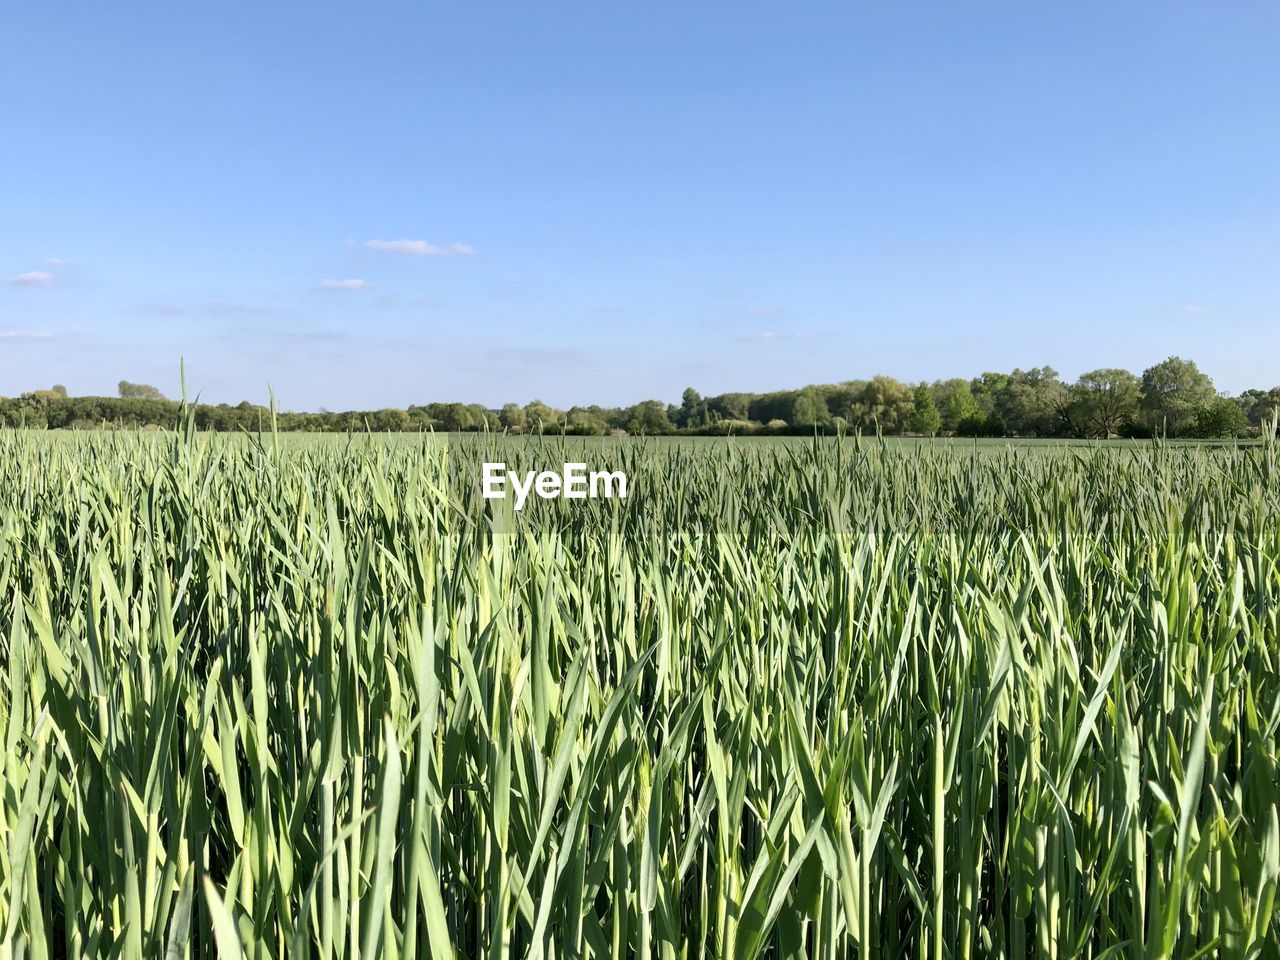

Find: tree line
<box><xmin>2</xmin><ymin>359</ymin><xmax>1277</xmax><ymax>437</ymax></box>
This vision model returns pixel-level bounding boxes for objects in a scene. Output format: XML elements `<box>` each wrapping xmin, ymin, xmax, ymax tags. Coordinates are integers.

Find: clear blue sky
<box><xmin>3</xmin><ymin>2</ymin><xmax>1278</xmax><ymax>410</ymax></box>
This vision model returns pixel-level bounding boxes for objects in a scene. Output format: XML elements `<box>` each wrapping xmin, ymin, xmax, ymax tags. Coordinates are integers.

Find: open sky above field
<box><xmin>3</xmin><ymin>1</ymin><xmax>1279</xmax><ymax>410</ymax></box>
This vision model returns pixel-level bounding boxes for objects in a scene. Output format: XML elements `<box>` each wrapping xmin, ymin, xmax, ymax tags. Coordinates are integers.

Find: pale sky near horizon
<box><xmin>3</xmin><ymin>2</ymin><xmax>1278</xmax><ymax>410</ymax></box>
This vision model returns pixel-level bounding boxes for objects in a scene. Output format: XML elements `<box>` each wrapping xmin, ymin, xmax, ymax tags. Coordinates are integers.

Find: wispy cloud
<box><xmin>735</xmin><ymin>329</ymin><xmax>820</xmax><ymax>344</ymax></box>
<box><xmin>43</xmin><ymin>257</ymin><xmax>75</xmax><ymax>266</ymax></box>
<box><xmin>130</xmin><ymin>299</ymin><xmax>280</xmax><ymax>317</ymax></box>
<box><xmin>482</xmin><ymin>347</ymin><xmax>586</xmax><ymax>367</ymax></box>
<box><xmin>211</xmin><ymin>324</ymin><xmax>351</xmax><ymax>347</ymax></box>
<box><xmin>365</xmin><ymin>239</ymin><xmax>475</xmax><ymax>256</ymax></box>
<box><xmin>130</xmin><ymin>302</ymin><xmax>187</xmax><ymax>317</ymax></box>
<box><xmin>318</xmin><ymin>278</ymin><xmax>372</xmax><ymax>290</ymax></box>
<box><xmin>0</xmin><ymin>330</ymin><xmax>54</xmax><ymax>341</ymax></box>
<box><xmin>748</xmin><ymin>305</ymin><xmax>783</xmax><ymax>316</ymax></box>
<box><xmin>1181</xmin><ymin>303</ymin><xmax>1206</xmax><ymax>313</ymax></box>
<box><xmin>8</xmin><ymin>271</ymin><xmax>55</xmax><ymax>287</ymax></box>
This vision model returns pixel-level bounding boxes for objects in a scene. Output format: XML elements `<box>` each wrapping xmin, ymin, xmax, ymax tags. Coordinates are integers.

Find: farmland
<box><xmin>0</xmin><ymin>428</ymin><xmax>1277</xmax><ymax>958</ymax></box>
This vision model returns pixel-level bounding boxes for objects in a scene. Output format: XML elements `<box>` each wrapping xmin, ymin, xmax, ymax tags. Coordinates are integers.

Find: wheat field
<box><xmin>0</xmin><ymin>428</ymin><xmax>1276</xmax><ymax>958</ymax></box>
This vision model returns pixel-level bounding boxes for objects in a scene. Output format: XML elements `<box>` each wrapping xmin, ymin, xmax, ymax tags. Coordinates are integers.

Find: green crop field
<box><xmin>0</xmin><ymin>427</ymin><xmax>1276</xmax><ymax>959</ymax></box>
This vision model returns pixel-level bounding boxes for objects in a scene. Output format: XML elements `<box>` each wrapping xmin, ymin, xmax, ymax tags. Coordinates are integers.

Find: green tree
<box><xmin>1070</xmin><ymin>368</ymin><xmax>1140</xmax><ymax>438</ymax></box>
<box><xmin>468</xmin><ymin>404</ymin><xmax>499</xmax><ymax>432</ymax></box>
<box><xmin>790</xmin><ymin>388</ymin><xmax>829</xmax><ymax>429</ymax></box>
<box><xmin>679</xmin><ymin>387</ymin><xmax>704</xmax><ymax>428</ymax></box>
<box><xmin>499</xmin><ymin>403</ymin><xmax>527</xmax><ymax>433</ymax></box>
<box><xmin>909</xmin><ymin>384</ymin><xmax>942</xmax><ymax>435</ymax></box>
<box><xmin>523</xmin><ymin>400</ymin><xmax>558</xmax><ymax>433</ymax></box>
<box><xmin>438</xmin><ymin>403</ymin><xmax>476</xmax><ymax>431</ymax></box>
<box><xmin>368</xmin><ymin>408</ymin><xmax>410</xmax><ymax>431</ymax></box>
<box><xmin>625</xmin><ymin>400</ymin><xmax>674</xmax><ymax>435</ymax></box>
<box><xmin>824</xmin><ymin>381</ymin><xmax>866</xmax><ymax>422</ymax></box>
<box><xmin>971</xmin><ymin>373</ymin><xmax>1007</xmax><ymax>418</ymax></box>
<box><xmin>994</xmin><ymin>367</ymin><xmax>1064</xmax><ymax>436</ymax></box>
<box><xmin>1193</xmin><ymin>397</ymin><xmax>1247</xmax><ymax>438</ymax></box>
<box><xmin>118</xmin><ymin>381</ymin><xmax>166</xmax><ymax>400</ymax></box>
<box><xmin>940</xmin><ymin>381</ymin><xmax>980</xmax><ymax>433</ymax></box>
<box><xmin>1236</xmin><ymin>388</ymin><xmax>1280</xmax><ymax>429</ymax></box>
<box><xmin>1141</xmin><ymin>356</ymin><xmax>1216</xmax><ymax>437</ymax></box>
<box><xmin>849</xmin><ymin>376</ymin><xmax>912</xmax><ymax>433</ymax></box>
<box><xmin>565</xmin><ymin>407</ymin><xmax>605</xmax><ymax>435</ymax></box>
<box><xmin>709</xmin><ymin>392</ymin><xmax>750</xmax><ymax>421</ymax></box>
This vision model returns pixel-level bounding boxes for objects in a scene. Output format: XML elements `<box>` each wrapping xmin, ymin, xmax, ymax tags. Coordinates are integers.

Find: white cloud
<box><xmin>483</xmin><ymin>346</ymin><xmax>585</xmax><ymax>366</ymax></box>
<box><xmin>736</xmin><ymin>329</ymin><xmax>820</xmax><ymax>344</ymax></box>
<box><xmin>318</xmin><ymin>278</ymin><xmax>372</xmax><ymax>290</ymax></box>
<box><xmin>8</xmin><ymin>270</ymin><xmax>55</xmax><ymax>287</ymax></box>
<box><xmin>1181</xmin><ymin>303</ymin><xmax>1206</xmax><ymax>313</ymax></box>
<box><xmin>748</xmin><ymin>305</ymin><xmax>782</xmax><ymax>316</ymax></box>
<box><xmin>0</xmin><ymin>330</ymin><xmax>54</xmax><ymax>340</ymax></box>
<box><xmin>365</xmin><ymin>239</ymin><xmax>475</xmax><ymax>256</ymax></box>
<box><xmin>43</xmin><ymin>258</ymin><xmax>75</xmax><ymax>265</ymax></box>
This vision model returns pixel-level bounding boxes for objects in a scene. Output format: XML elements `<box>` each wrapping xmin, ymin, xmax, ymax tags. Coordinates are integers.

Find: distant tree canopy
<box><xmin>1065</xmin><ymin>369</ymin><xmax>1142</xmax><ymax>439</ymax></box>
<box><xmin>909</xmin><ymin>384</ymin><xmax>942</xmax><ymax>436</ymax></box>
<box><xmin>1140</xmin><ymin>356</ymin><xmax>1217</xmax><ymax>437</ymax></box>
<box><xmin>118</xmin><ymin>381</ymin><xmax>167</xmax><ymax>400</ymax></box>
<box><xmin>1</xmin><ymin>357</ymin><xmax>1275</xmax><ymax>437</ymax></box>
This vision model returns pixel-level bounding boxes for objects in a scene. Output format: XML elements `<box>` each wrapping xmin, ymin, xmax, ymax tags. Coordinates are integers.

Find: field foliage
<box><xmin>0</xmin><ymin>429</ymin><xmax>1276</xmax><ymax>958</ymax></box>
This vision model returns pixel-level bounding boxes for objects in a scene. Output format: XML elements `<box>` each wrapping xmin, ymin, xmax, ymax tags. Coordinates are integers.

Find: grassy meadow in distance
<box><xmin>0</xmin><ymin>426</ymin><xmax>1277</xmax><ymax>958</ymax></box>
